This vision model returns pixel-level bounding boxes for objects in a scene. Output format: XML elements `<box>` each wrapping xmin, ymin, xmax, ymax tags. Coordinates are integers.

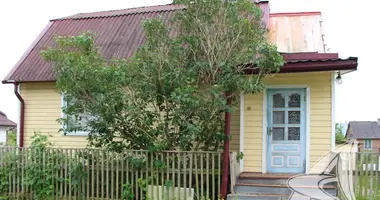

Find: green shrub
<box><xmin>0</xmin><ymin>132</ymin><xmax>87</xmax><ymax>200</ymax></box>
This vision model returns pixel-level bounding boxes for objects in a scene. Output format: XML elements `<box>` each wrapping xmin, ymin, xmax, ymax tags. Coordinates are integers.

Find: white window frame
<box><xmin>61</xmin><ymin>94</ymin><xmax>89</xmax><ymax>136</ymax></box>
<box><xmin>364</xmin><ymin>139</ymin><xmax>372</xmax><ymax>149</ymax></box>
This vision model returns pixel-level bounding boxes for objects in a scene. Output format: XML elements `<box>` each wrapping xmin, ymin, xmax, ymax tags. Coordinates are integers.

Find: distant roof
<box><xmin>347</xmin><ymin>121</ymin><xmax>380</xmax><ymax>139</ymax></box>
<box><xmin>2</xmin><ymin>2</ymin><xmax>357</xmax><ymax>84</ymax></box>
<box><xmin>0</xmin><ymin>112</ymin><xmax>16</xmax><ymax>127</ymax></box>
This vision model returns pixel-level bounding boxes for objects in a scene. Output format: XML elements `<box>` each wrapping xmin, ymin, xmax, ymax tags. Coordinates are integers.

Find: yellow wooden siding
<box><xmin>20</xmin><ymin>72</ymin><xmax>333</xmax><ymax>172</ymax></box>
<box><xmin>243</xmin><ymin>72</ymin><xmax>333</xmax><ymax>172</ymax></box>
<box><xmin>243</xmin><ymin>93</ymin><xmax>263</xmax><ymax>171</ymax></box>
<box><xmin>21</xmin><ymin>82</ymin><xmax>88</xmax><ymax>148</ymax></box>
<box><xmin>21</xmin><ymin>82</ymin><xmax>242</xmax><ymax>150</ymax></box>
<box><xmin>230</xmin><ymin>104</ymin><xmax>240</xmax><ymax>153</ymax></box>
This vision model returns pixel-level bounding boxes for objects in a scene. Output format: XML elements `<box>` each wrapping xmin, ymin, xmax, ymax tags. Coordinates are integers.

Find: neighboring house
<box><xmin>0</xmin><ymin>111</ymin><xmax>17</xmax><ymax>145</ymax></box>
<box><xmin>2</xmin><ymin>1</ymin><xmax>358</xmax><ymax>176</ymax></box>
<box><xmin>346</xmin><ymin>121</ymin><xmax>380</xmax><ymax>152</ymax></box>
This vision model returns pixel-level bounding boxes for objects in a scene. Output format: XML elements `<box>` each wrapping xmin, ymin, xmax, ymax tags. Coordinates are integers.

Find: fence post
<box><xmin>229</xmin><ymin>152</ymin><xmax>239</xmax><ymax>194</ymax></box>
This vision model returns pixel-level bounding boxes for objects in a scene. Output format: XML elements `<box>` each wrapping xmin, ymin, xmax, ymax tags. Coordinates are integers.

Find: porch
<box><xmin>230</xmin><ymin>71</ymin><xmax>335</xmax><ymax>174</ymax></box>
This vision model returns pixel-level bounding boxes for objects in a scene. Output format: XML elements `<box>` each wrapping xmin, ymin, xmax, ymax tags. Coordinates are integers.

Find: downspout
<box><xmin>221</xmin><ymin>92</ymin><xmax>232</xmax><ymax>198</ymax></box>
<box><xmin>13</xmin><ymin>83</ymin><xmax>25</xmax><ymax>147</ymax></box>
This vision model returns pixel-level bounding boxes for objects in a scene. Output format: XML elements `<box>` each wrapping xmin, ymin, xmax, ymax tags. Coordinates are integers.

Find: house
<box><xmin>2</xmin><ymin>0</ymin><xmax>357</xmax><ymax>182</ymax></box>
<box><xmin>0</xmin><ymin>111</ymin><xmax>17</xmax><ymax>145</ymax></box>
<box><xmin>346</xmin><ymin>120</ymin><xmax>380</xmax><ymax>152</ymax></box>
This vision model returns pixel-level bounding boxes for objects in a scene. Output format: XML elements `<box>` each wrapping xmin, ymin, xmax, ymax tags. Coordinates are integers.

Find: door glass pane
<box><xmin>273</xmin><ymin>94</ymin><xmax>285</xmax><ymax>108</ymax></box>
<box><xmin>273</xmin><ymin>127</ymin><xmax>285</xmax><ymax>140</ymax></box>
<box><xmin>288</xmin><ymin>93</ymin><xmax>301</xmax><ymax>108</ymax></box>
<box><xmin>288</xmin><ymin>127</ymin><xmax>300</xmax><ymax>140</ymax></box>
<box><xmin>273</xmin><ymin>111</ymin><xmax>285</xmax><ymax>124</ymax></box>
<box><xmin>288</xmin><ymin>111</ymin><xmax>300</xmax><ymax>124</ymax></box>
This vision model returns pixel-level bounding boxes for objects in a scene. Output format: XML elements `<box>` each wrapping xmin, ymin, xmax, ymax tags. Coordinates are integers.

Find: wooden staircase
<box><xmin>227</xmin><ymin>173</ymin><xmax>338</xmax><ymax>200</ymax></box>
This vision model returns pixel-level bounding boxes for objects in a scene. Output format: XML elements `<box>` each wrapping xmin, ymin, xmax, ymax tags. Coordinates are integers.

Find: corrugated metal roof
<box><xmin>282</xmin><ymin>52</ymin><xmax>338</xmax><ymax>61</ymax></box>
<box><xmin>4</xmin><ymin>4</ymin><xmax>181</xmax><ymax>82</ymax></box>
<box><xmin>0</xmin><ymin>112</ymin><xmax>16</xmax><ymax>127</ymax></box>
<box><xmin>244</xmin><ymin>54</ymin><xmax>357</xmax><ymax>74</ymax></box>
<box><xmin>3</xmin><ymin>2</ymin><xmax>271</xmax><ymax>83</ymax></box>
<box><xmin>281</xmin><ymin>53</ymin><xmax>358</xmax><ymax>68</ymax></box>
<box><xmin>55</xmin><ymin>4</ymin><xmax>185</xmax><ymax>20</ymax></box>
<box><xmin>2</xmin><ymin>2</ymin><xmax>357</xmax><ymax>83</ymax></box>
<box><xmin>347</xmin><ymin>122</ymin><xmax>380</xmax><ymax>139</ymax></box>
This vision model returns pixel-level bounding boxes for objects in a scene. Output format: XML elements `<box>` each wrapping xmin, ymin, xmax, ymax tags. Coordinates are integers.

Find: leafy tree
<box><xmin>41</xmin><ymin>0</ymin><xmax>283</xmax><ymax>152</ymax></box>
<box><xmin>335</xmin><ymin>123</ymin><xmax>346</xmax><ymax>144</ymax></box>
<box><xmin>6</xmin><ymin>128</ymin><xmax>16</xmax><ymax>146</ymax></box>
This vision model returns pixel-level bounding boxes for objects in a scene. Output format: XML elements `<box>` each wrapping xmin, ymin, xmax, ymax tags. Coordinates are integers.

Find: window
<box><xmin>61</xmin><ymin>94</ymin><xmax>90</xmax><ymax>136</ymax></box>
<box><xmin>364</xmin><ymin>139</ymin><xmax>372</xmax><ymax>149</ymax></box>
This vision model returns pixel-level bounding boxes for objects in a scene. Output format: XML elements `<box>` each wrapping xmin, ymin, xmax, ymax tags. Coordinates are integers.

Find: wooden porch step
<box><xmin>227</xmin><ymin>193</ymin><xmax>333</xmax><ymax>200</ymax></box>
<box><xmin>235</xmin><ymin>183</ymin><xmax>336</xmax><ymax>189</ymax></box>
<box><xmin>234</xmin><ymin>183</ymin><xmax>337</xmax><ymax>196</ymax></box>
<box><xmin>237</xmin><ymin>172</ymin><xmax>337</xmax><ymax>186</ymax></box>
<box><xmin>239</xmin><ymin>172</ymin><xmax>298</xmax><ymax>179</ymax></box>
<box><xmin>239</xmin><ymin>172</ymin><xmax>325</xmax><ymax>179</ymax></box>
<box><xmin>227</xmin><ymin>193</ymin><xmax>289</xmax><ymax>200</ymax></box>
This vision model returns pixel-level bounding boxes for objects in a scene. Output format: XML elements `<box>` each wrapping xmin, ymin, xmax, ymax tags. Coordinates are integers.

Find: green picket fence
<box><xmin>0</xmin><ymin>147</ymin><xmax>222</xmax><ymax>200</ymax></box>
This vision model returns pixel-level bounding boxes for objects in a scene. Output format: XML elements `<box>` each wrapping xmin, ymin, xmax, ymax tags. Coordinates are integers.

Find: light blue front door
<box><xmin>267</xmin><ymin>88</ymin><xmax>306</xmax><ymax>174</ymax></box>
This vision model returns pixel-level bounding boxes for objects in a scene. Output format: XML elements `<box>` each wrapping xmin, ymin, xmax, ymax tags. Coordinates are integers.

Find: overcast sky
<box><xmin>0</xmin><ymin>0</ymin><xmax>376</xmax><ymax>123</ymax></box>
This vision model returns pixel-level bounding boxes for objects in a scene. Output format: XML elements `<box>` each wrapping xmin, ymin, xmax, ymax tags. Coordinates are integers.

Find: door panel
<box><xmin>267</xmin><ymin>89</ymin><xmax>306</xmax><ymax>173</ymax></box>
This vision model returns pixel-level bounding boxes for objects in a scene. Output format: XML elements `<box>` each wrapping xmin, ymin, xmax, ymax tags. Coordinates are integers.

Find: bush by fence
<box><xmin>0</xmin><ymin>143</ymin><xmax>222</xmax><ymax>200</ymax></box>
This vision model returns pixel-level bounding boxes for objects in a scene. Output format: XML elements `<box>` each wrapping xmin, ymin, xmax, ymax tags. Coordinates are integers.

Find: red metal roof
<box><xmin>280</xmin><ymin>56</ymin><xmax>358</xmax><ymax>73</ymax></box>
<box><xmin>3</xmin><ymin>5</ymin><xmax>179</xmax><ymax>83</ymax></box>
<box><xmin>2</xmin><ymin>2</ymin><xmax>272</xmax><ymax>83</ymax></box>
<box><xmin>244</xmin><ymin>53</ymin><xmax>358</xmax><ymax>74</ymax></box>
<box><xmin>2</xmin><ymin>3</ymin><xmax>357</xmax><ymax>83</ymax></box>
<box><xmin>282</xmin><ymin>52</ymin><xmax>339</xmax><ymax>61</ymax></box>
<box><xmin>0</xmin><ymin>112</ymin><xmax>16</xmax><ymax>127</ymax></box>
<box><xmin>55</xmin><ymin>4</ymin><xmax>185</xmax><ymax>20</ymax></box>
<box><xmin>270</xmin><ymin>12</ymin><xmax>322</xmax><ymax>17</ymax></box>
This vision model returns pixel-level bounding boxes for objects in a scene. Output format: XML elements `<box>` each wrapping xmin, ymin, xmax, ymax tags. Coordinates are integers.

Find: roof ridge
<box><xmin>53</xmin><ymin>3</ymin><xmax>184</xmax><ymax>21</ymax></box>
<box><xmin>76</xmin><ymin>3</ymin><xmax>176</xmax><ymax>16</ymax></box>
<box><xmin>53</xmin><ymin>1</ymin><xmax>270</xmax><ymax>21</ymax></box>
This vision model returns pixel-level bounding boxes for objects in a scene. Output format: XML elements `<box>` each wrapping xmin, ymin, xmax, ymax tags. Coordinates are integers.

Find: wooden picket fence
<box><xmin>0</xmin><ymin>147</ymin><xmax>223</xmax><ymax>200</ymax></box>
<box><xmin>337</xmin><ymin>152</ymin><xmax>380</xmax><ymax>200</ymax></box>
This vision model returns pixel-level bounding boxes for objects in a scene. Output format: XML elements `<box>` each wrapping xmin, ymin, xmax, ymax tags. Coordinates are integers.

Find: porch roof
<box><xmin>245</xmin><ymin>52</ymin><xmax>358</xmax><ymax>74</ymax></box>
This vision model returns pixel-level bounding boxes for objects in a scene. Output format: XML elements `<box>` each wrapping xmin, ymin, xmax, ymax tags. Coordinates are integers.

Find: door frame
<box><xmin>262</xmin><ymin>85</ymin><xmax>310</xmax><ymax>174</ymax></box>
